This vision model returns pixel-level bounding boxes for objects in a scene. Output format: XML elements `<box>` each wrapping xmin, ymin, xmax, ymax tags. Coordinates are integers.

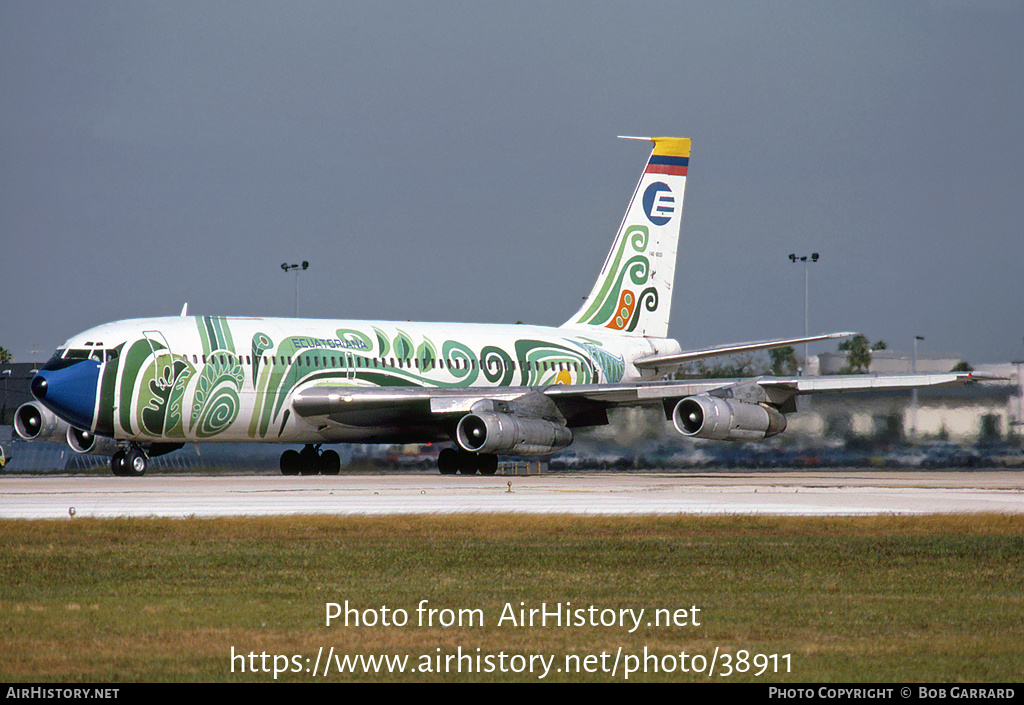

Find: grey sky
<box><xmin>2</xmin><ymin>1</ymin><xmax>1022</xmax><ymax>366</ymax></box>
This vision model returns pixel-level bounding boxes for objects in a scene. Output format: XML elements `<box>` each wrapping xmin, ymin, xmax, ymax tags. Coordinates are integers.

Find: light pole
<box><xmin>911</xmin><ymin>335</ymin><xmax>924</xmax><ymax>440</ymax></box>
<box><xmin>789</xmin><ymin>252</ymin><xmax>819</xmax><ymax>375</ymax></box>
<box><xmin>1014</xmin><ymin>337</ymin><xmax>1024</xmax><ymax>449</ymax></box>
<box><xmin>1012</xmin><ymin>357</ymin><xmax>1023</xmax><ymax>448</ymax></box>
<box><xmin>281</xmin><ymin>261</ymin><xmax>309</xmax><ymax>317</ymax></box>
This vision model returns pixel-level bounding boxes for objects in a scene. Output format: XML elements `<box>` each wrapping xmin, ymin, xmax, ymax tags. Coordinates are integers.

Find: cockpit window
<box><xmin>42</xmin><ymin>350</ymin><xmax>79</xmax><ymax>371</ymax></box>
<box><xmin>42</xmin><ymin>346</ymin><xmax>120</xmax><ymax>371</ymax></box>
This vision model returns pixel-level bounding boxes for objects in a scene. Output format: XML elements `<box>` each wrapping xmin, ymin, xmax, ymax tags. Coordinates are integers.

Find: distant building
<box><xmin>799</xmin><ymin>355</ymin><xmax>1021</xmax><ymax>444</ymax></box>
<box><xmin>789</xmin><ymin>379</ymin><xmax>1019</xmax><ymax>444</ymax></box>
<box><xmin>0</xmin><ymin>363</ymin><xmax>39</xmax><ymax>426</ymax></box>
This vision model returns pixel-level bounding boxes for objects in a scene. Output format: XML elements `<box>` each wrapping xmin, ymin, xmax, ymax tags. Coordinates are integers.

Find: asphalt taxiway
<box><xmin>1</xmin><ymin>471</ymin><xmax>1022</xmax><ymax>519</ymax></box>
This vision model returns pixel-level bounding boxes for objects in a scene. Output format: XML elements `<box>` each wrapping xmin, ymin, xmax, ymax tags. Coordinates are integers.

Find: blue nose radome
<box><xmin>31</xmin><ymin>360</ymin><xmax>101</xmax><ymax>431</ymax></box>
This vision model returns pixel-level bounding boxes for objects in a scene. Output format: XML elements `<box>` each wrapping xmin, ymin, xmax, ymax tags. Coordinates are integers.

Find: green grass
<box><xmin>1</xmin><ymin>514</ymin><xmax>1022</xmax><ymax>682</ymax></box>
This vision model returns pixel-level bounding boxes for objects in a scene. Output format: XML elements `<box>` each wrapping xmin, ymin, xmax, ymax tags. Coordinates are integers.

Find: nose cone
<box><xmin>31</xmin><ymin>374</ymin><xmax>48</xmax><ymax>399</ymax></box>
<box><xmin>31</xmin><ymin>360</ymin><xmax>101</xmax><ymax>431</ymax></box>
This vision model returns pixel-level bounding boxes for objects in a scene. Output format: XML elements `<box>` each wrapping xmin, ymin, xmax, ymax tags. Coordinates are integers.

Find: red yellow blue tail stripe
<box><xmin>645</xmin><ymin>154</ymin><xmax>688</xmax><ymax>176</ymax></box>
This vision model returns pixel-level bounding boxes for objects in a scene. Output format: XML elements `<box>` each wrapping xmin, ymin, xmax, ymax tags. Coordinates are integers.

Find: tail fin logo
<box><xmin>643</xmin><ymin>182</ymin><xmax>676</xmax><ymax>226</ymax></box>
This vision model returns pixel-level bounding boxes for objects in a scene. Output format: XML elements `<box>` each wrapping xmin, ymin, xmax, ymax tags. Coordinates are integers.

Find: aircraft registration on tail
<box><xmin>17</xmin><ymin>137</ymin><xmax>985</xmax><ymax>475</ymax></box>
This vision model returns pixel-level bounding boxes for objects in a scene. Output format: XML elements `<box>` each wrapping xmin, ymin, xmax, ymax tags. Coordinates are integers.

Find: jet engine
<box><xmin>66</xmin><ymin>427</ymin><xmax>120</xmax><ymax>456</ymax></box>
<box><xmin>672</xmin><ymin>395</ymin><xmax>787</xmax><ymax>441</ymax></box>
<box><xmin>14</xmin><ymin>402</ymin><xmax>69</xmax><ymax>443</ymax></box>
<box><xmin>456</xmin><ymin>411</ymin><xmax>573</xmax><ymax>456</ymax></box>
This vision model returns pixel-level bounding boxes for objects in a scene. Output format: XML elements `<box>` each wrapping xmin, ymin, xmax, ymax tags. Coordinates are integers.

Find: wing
<box><xmin>290</xmin><ymin>371</ymin><xmax>994</xmax><ymax>450</ymax></box>
<box><xmin>549</xmin><ymin>371</ymin><xmax>994</xmax><ymax>443</ymax></box>
<box><xmin>756</xmin><ymin>371</ymin><xmax>1000</xmax><ymax>395</ymax></box>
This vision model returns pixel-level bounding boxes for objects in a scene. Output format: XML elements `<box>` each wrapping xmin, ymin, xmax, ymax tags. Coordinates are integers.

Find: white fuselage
<box><xmin>54</xmin><ymin>315</ymin><xmax>681</xmax><ymax>444</ymax></box>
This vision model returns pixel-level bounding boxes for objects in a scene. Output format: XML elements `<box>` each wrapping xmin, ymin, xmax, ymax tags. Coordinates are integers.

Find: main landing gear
<box><xmin>437</xmin><ymin>448</ymin><xmax>498</xmax><ymax>475</ymax></box>
<box><xmin>280</xmin><ymin>444</ymin><xmax>341</xmax><ymax>475</ymax></box>
<box><xmin>111</xmin><ymin>445</ymin><xmax>149</xmax><ymax>477</ymax></box>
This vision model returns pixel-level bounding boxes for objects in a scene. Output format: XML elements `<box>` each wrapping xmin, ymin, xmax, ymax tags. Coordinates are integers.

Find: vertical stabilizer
<box><xmin>562</xmin><ymin>136</ymin><xmax>689</xmax><ymax>339</ymax></box>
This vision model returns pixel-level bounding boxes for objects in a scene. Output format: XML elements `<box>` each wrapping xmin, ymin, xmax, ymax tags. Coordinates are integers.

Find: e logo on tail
<box><xmin>643</xmin><ymin>182</ymin><xmax>675</xmax><ymax>226</ymax></box>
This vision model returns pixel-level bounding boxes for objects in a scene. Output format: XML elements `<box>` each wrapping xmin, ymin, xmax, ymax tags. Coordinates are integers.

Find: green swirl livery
<box><xmin>30</xmin><ymin>137</ymin><xmax>941</xmax><ymax>478</ymax></box>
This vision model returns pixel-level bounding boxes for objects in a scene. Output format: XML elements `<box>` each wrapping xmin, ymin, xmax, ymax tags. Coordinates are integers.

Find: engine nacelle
<box><xmin>66</xmin><ymin>427</ymin><xmax>121</xmax><ymax>456</ymax></box>
<box><xmin>14</xmin><ymin>402</ymin><xmax>70</xmax><ymax>443</ymax></box>
<box><xmin>456</xmin><ymin>411</ymin><xmax>573</xmax><ymax>456</ymax></box>
<box><xmin>672</xmin><ymin>395</ymin><xmax>787</xmax><ymax>441</ymax></box>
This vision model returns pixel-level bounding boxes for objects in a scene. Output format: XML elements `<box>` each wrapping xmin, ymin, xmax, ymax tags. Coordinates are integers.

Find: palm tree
<box><xmin>769</xmin><ymin>346</ymin><xmax>799</xmax><ymax>376</ymax></box>
<box><xmin>838</xmin><ymin>334</ymin><xmax>872</xmax><ymax>374</ymax></box>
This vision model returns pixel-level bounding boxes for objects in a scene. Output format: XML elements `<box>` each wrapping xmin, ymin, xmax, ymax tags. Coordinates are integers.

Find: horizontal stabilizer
<box><xmin>633</xmin><ymin>332</ymin><xmax>857</xmax><ymax>369</ymax></box>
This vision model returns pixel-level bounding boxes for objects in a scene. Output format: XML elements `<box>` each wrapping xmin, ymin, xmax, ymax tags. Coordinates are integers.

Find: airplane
<box><xmin>17</xmin><ymin>136</ymin><xmax>986</xmax><ymax>476</ymax></box>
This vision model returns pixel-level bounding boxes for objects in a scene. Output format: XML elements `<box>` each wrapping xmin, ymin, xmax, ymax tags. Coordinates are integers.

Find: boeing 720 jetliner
<box><xmin>18</xmin><ymin>137</ymin><xmax>984</xmax><ymax>476</ymax></box>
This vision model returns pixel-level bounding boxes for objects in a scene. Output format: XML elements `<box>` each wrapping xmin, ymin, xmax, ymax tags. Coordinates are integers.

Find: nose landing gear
<box><xmin>112</xmin><ymin>445</ymin><xmax>149</xmax><ymax>477</ymax></box>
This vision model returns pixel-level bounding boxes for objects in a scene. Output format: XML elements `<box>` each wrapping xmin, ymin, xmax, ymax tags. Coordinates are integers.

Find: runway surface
<box><xmin>1</xmin><ymin>471</ymin><xmax>1022</xmax><ymax>519</ymax></box>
